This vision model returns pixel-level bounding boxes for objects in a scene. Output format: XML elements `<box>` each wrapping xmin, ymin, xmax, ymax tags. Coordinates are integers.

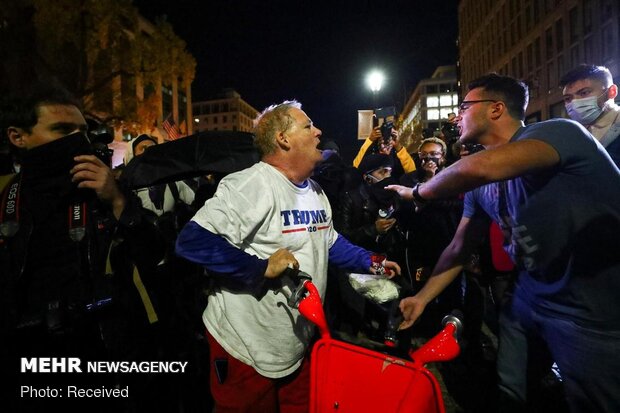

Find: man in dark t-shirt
<box><xmin>388</xmin><ymin>73</ymin><xmax>620</xmax><ymax>413</ymax></box>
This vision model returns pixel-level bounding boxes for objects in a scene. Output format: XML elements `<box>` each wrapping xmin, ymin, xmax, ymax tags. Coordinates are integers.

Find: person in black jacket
<box><xmin>0</xmin><ymin>85</ymin><xmax>165</xmax><ymax>412</ymax></box>
<box><xmin>333</xmin><ymin>153</ymin><xmax>406</xmax><ymax>339</ymax></box>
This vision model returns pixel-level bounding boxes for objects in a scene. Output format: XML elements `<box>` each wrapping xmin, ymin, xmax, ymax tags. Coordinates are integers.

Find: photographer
<box><xmin>353</xmin><ymin>122</ymin><xmax>416</xmax><ymax>181</ymax></box>
<box><xmin>0</xmin><ymin>85</ymin><xmax>164</xmax><ymax>412</ymax></box>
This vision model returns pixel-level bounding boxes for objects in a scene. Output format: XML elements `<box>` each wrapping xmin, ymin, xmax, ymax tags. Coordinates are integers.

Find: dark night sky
<box><xmin>133</xmin><ymin>0</ymin><xmax>458</xmax><ymax>162</ymax></box>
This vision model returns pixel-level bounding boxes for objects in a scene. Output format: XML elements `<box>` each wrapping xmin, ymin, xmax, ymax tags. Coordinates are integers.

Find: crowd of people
<box><xmin>0</xmin><ymin>63</ymin><xmax>618</xmax><ymax>413</ymax></box>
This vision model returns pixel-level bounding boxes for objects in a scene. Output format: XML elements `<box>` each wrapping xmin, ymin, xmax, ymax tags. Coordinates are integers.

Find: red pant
<box><xmin>207</xmin><ymin>331</ymin><xmax>310</xmax><ymax>413</ymax></box>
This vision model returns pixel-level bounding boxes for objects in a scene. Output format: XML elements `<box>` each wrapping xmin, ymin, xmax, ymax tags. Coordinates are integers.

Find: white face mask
<box><xmin>566</xmin><ymin>93</ymin><xmax>605</xmax><ymax>125</ymax></box>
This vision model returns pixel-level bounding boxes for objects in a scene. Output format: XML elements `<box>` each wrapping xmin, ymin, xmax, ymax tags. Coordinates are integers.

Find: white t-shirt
<box><xmin>192</xmin><ymin>162</ymin><xmax>338</xmax><ymax>378</ymax></box>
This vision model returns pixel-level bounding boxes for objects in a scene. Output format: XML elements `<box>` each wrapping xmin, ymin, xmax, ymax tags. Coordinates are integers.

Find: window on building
<box><xmin>602</xmin><ymin>24</ymin><xmax>614</xmax><ymax>60</ymax></box>
<box><xmin>534</xmin><ymin>37</ymin><xmax>541</xmax><ymax>68</ymax></box>
<box><xmin>427</xmin><ymin>109</ymin><xmax>440</xmax><ymax>120</ymax></box>
<box><xmin>583</xmin><ymin>0</ymin><xmax>593</xmax><ymax>34</ymax></box>
<box><xmin>525</xmin><ymin>5</ymin><xmax>532</xmax><ymax>31</ymax></box>
<box><xmin>525</xmin><ymin>111</ymin><xmax>541</xmax><ymax>124</ymax></box>
<box><xmin>545</xmin><ymin>27</ymin><xmax>554</xmax><ymax>60</ymax></box>
<box><xmin>439</xmin><ymin>94</ymin><xmax>453</xmax><ymax>107</ymax></box>
<box><xmin>570</xmin><ymin>45</ymin><xmax>580</xmax><ymax>69</ymax></box>
<box><xmin>547</xmin><ymin>60</ymin><xmax>556</xmax><ymax>90</ymax></box>
<box><xmin>549</xmin><ymin>101</ymin><xmax>567</xmax><ymax>119</ymax></box>
<box><xmin>557</xmin><ymin>55</ymin><xmax>565</xmax><ymax>87</ymax></box>
<box><xmin>222</xmin><ymin>103</ymin><xmax>229</xmax><ymax>112</ymax></box>
<box><xmin>584</xmin><ymin>36</ymin><xmax>594</xmax><ymax>64</ymax></box>
<box><xmin>223</xmin><ymin>115</ymin><xmax>227</xmax><ymax>123</ymax></box>
<box><xmin>527</xmin><ymin>43</ymin><xmax>534</xmax><ymax>73</ymax></box>
<box><xmin>601</xmin><ymin>0</ymin><xmax>613</xmax><ymax>22</ymax></box>
<box><xmin>440</xmin><ymin>108</ymin><xmax>453</xmax><ymax>119</ymax></box>
<box><xmin>555</xmin><ymin>19</ymin><xmax>564</xmax><ymax>52</ymax></box>
<box><xmin>568</xmin><ymin>7</ymin><xmax>579</xmax><ymax>44</ymax></box>
<box><xmin>426</xmin><ymin>96</ymin><xmax>439</xmax><ymax>107</ymax></box>
<box><xmin>213</xmin><ymin>116</ymin><xmax>218</xmax><ymax>124</ymax></box>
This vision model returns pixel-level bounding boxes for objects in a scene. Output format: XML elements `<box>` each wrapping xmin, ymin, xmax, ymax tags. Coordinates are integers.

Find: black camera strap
<box><xmin>0</xmin><ymin>173</ymin><xmax>87</xmax><ymax>242</ymax></box>
<box><xmin>0</xmin><ymin>173</ymin><xmax>21</xmax><ymax>239</ymax></box>
<box><xmin>68</xmin><ymin>201</ymin><xmax>87</xmax><ymax>242</ymax></box>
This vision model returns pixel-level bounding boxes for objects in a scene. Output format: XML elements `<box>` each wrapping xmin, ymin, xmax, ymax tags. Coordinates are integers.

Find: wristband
<box><xmin>411</xmin><ymin>183</ymin><xmax>427</xmax><ymax>204</ymax></box>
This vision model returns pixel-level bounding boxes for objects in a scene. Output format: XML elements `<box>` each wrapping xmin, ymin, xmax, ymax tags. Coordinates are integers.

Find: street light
<box><xmin>366</xmin><ymin>69</ymin><xmax>385</xmax><ymax>107</ymax></box>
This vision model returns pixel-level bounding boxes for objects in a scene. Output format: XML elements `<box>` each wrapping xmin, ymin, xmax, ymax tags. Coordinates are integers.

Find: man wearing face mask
<box><xmin>0</xmin><ymin>85</ymin><xmax>164</xmax><ymax>412</ymax></box>
<box><xmin>560</xmin><ymin>64</ymin><xmax>620</xmax><ymax>168</ymax></box>
<box><xmin>333</xmin><ymin>153</ymin><xmax>405</xmax><ymax>339</ymax></box>
<box><xmin>336</xmin><ymin>154</ymin><xmax>403</xmax><ymax>254</ymax></box>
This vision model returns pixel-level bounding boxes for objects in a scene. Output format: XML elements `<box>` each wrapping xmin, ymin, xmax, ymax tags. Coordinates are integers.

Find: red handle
<box><xmin>297</xmin><ymin>281</ymin><xmax>331</xmax><ymax>339</ymax></box>
<box><xmin>409</xmin><ymin>322</ymin><xmax>460</xmax><ymax>365</ymax></box>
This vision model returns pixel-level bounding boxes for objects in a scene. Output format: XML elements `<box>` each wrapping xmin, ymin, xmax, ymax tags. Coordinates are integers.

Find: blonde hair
<box><xmin>418</xmin><ymin>137</ymin><xmax>447</xmax><ymax>154</ymax></box>
<box><xmin>253</xmin><ymin>100</ymin><xmax>301</xmax><ymax>156</ymax></box>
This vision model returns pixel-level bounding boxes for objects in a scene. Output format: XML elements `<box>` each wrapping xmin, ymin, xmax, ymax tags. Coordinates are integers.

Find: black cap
<box><xmin>358</xmin><ymin>154</ymin><xmax>393</xmax><ymax>174</ymax></box>
<box><xmin>132</xmin><ymin>134</ymin><xmax>157</xmax><ymax>152</ymax></box>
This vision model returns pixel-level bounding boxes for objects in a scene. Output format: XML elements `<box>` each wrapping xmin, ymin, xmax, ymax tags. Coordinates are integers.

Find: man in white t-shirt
<box><xmin>176</xmin><ymin>100</ymin><xmax>400</xmax><ymax>412</ymax></box>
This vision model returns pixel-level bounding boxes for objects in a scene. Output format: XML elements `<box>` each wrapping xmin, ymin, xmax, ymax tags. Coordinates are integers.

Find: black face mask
<box><xmin>21</xmin><ymin>131</ymin><xmax>93</xmax><ymax>196</ymax></box>
<box><xmin>367</xmin><ymin>176</ymin><xmax>398</xmax><ymax>207</ymax></box>
<box><xmin>421</xmin><ymin>156</ymin><xmax>442</xmax><ymax>168</ymax></box>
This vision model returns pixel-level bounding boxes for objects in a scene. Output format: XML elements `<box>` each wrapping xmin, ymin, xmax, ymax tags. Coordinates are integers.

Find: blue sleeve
<box><xmin>175</xmin><ymin>221</ymin><xmax>268</xmax><ymax>289</ymax></box>
<box><xmin>463</xmin><ymin>191</ymin><xmax>477</xmax><ymax>218</ymax></box>
<box><xmin>328</xmin><ymin>234</ymin><xmax>371</xmax><ymax>272</ymax></box>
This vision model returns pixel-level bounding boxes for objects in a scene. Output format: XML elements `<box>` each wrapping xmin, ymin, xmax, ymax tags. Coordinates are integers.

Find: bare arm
<box><xmin>419</xmin><ymin>139</ymin><xmax>560</xmax><ymax>200</ymax></box>
<box><xmin>399</xmin><ymin>215</ymin><xmax>489</xmax><ymax>329</ymax></box>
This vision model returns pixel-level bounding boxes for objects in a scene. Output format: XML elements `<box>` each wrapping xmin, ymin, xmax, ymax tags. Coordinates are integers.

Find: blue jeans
<box><xmin>497</xmin><ymin>289</ymin><xmax>620</xmax><ymax>413</ymax></box>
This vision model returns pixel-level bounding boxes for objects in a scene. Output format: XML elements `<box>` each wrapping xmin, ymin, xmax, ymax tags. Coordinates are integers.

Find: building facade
<box><xmin>400</xmin><ymin>66</ymin><xmax>459</xmax><ymax>150</ymax></box>
<box><xmin>458</xmin><ymin>0</ymin><xmax>619</xmax><ymax>122</ymax></box>
<box><xmin>1</xmin><ymin>1</ymin><xmax>196</xmax><ymax>167</ymax></box>
<box><xmin>193</xmin><ymin>89</ymin><xmax>259</xmax><ymax>133</ymax></box>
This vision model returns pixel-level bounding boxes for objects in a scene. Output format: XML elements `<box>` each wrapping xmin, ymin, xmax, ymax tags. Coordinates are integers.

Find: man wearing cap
<box><xmin>336</xmin><ymin>153</ymin><xmax>402</xmax><ymax>254</ymax></box>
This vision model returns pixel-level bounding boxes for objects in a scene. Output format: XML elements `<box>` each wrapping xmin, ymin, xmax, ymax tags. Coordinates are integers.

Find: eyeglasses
<box><xmin>419</xmin><ymin>151</ymin><xmax>443</xmax><ymax>157</ymax></box>
<box><xmin>459</xmin><ymin>99</ymin><xmax>499</xmax><ymax>112</ymax></box>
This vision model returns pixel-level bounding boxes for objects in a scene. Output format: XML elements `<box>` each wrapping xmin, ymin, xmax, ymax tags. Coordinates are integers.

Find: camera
<box><xmin>374</xmin><ymin>106</ymin><xmax>396</xmax><ymax>144</ymax></box>
<box><xmin>441</xmin><ymin>122</ymin><xmax>460</xmax><ymax>140</ymax></box>
<box><xmin>380</xmin><ymin>121</ymin><xmax>394</xmax><ymax>143</ymax></box>
<box><xmin>87</xmin><ymin>120</ymin><xmax>114</xmax><ymax>166</ymax></box>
